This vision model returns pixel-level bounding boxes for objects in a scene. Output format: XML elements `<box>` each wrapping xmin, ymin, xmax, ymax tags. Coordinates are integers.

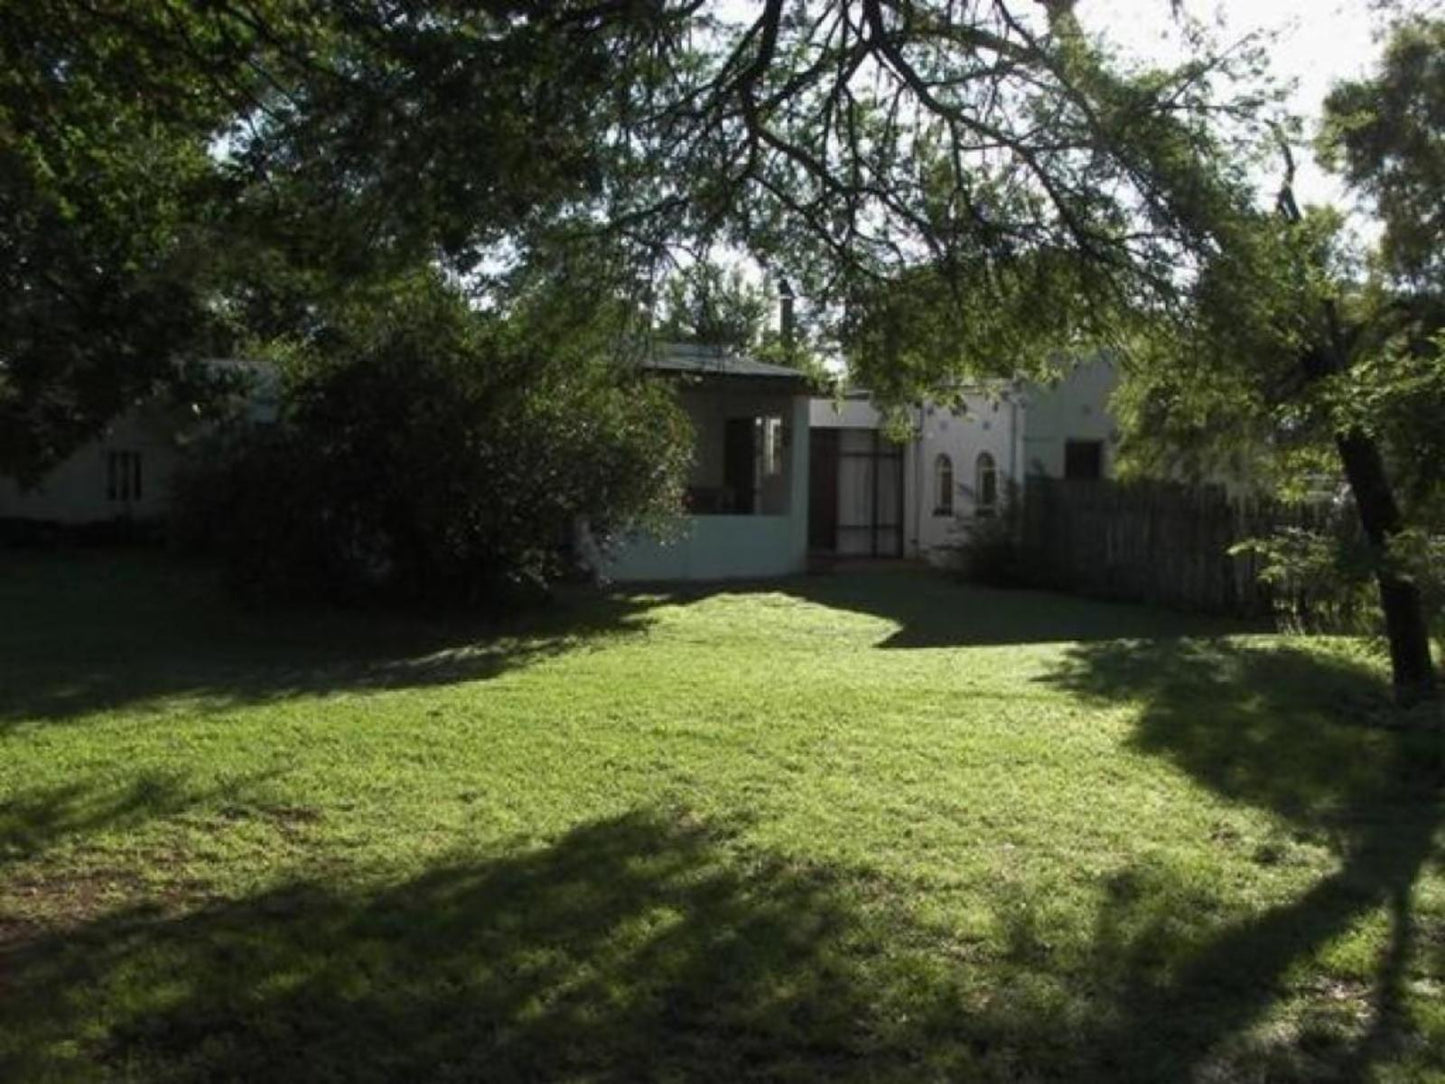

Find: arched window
<box><xmin>934</xmin><ymin>454</ymin><xmax>954</xmax><ymax>515</ymax></box>
<box><xmin>976</xmin><ymin>452</ymin><xmax>998</xmax><ymax>516</ymax></box>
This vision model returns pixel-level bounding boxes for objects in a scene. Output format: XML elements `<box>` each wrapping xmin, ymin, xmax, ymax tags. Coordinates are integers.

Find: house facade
<box><xmin>0</xmin><ymin>360</ymin><xmax>277</xmax><ymax>528</ymax></box>
<box><xmin>3</xmin><ymin>344</ymin><xmax>1115</xmax><ymax>580</ymax></box>
<box><xmin>808</xmin><ymin>357</ymin><xmax>1119</xmax><ymax>562</ymax></box>
<box><xmin>0</xmin><ymin>401</ymin><xmax>183</xmax><ymax>526</ymax></box>
<box><xmin>1018</xmin><ymin>359</ymin><xmax>1119</xmax><ymax>482</ymax></box>
<box><xmin>1</xmin><ymin>348</ymin><xmax>811</xmax><ymax>583</ymax></box>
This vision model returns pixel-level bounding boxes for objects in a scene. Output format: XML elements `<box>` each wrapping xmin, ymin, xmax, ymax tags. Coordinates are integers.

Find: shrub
<box><xmin>1234</xmin><ymin>522</ymin><xmax>1377</xmax><ymax>634</ymax></box>
<box><xmin>1235</xmin><ymin>511</ymin><xmax>1445</xmax><ymax>638</ymax></box>
<box><xmin>945</xmin><ymin>483</ymin><xmax>1033</xmax><ymax>588</ymax></box>
<box><xmin>171</xmin><ymin>278</ymin><xmax>690</xmax><ymax>609</ymax></box>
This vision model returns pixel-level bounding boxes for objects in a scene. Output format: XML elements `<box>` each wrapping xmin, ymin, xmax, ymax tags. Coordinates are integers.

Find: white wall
<box><xmin>807</xmin><ymin>397</ymin><xmax>884</xmax><ymax>431</ymax></box>
<box><xmin>0</xmin><ymin>360</ymin><xmax>277</xmax><ymax>526</ymax></box>
<box><xmin>1018</xmin><ymin>359</ymin><xmax>1119</xmax><ymax>479</ymax></box>
<box><xmin>0</xmin><ymin>403</ymin><xmax>182</xmax><ymax>524</ymax></box>
<box><xmin>907</xmin><ymin>393</ymin><xmax>1022</xmax><ymax>559</ymax></box>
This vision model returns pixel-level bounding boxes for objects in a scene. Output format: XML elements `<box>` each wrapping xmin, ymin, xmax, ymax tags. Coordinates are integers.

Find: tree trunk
<box><xmin>1310</xmin><ymin>303</ymin><xmax>1437</xmax><ymax>706</ymax></box>
<box><xmin>1331</xmin><ymin>429</ymin><xmax>1437</xmax><ymax>705</ymax></box>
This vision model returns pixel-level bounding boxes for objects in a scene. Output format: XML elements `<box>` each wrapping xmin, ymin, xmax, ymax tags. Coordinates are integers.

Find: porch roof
<box><xmin>647</xmin><ymin>344</ymin><xmax>809</xmax><ymax>384</ymax></box>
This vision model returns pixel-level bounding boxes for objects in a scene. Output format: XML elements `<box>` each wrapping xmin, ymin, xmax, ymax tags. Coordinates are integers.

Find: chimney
<box><xmin>778</xmin><ymin>279</ymin><xmax>795</xmax><ymax>348</ymax></box>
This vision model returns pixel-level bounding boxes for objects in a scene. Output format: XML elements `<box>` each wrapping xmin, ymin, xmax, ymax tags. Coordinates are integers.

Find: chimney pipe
<box><xmin>779</xmin><ymin>279</ymin><xmax>795</xmax><ymax>348</ymax></box>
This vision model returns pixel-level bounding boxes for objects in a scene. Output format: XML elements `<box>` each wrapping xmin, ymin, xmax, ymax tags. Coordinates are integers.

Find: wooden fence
<box><xmin>1019</xmin><ymin>478</ymin><xmax>1344</xmax><ymax>619</ymax></box>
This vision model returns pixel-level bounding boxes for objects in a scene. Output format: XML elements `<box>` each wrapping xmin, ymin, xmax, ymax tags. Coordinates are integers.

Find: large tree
<box><xmin>5</xmin><ymin>0</ymin><xmax>1266</xmax><ymax>414</ymax></box>
<box><xmin>196</xmin><ymin>2</ymin><xmax>1269</xmax><ymax>350</ymax></box>
<box><xmin>0</xmin><ymin>1</ymin><xmax>678</xmax><ymax>480</ymax></box>
<box><xmin>1302</xmin><ymin>15</ymin><xmax>1443</xmax><ymax>701</ymax></box>
<box><xmin>1111</xmin><ymin>14</ymin><xmax>1444</xmax><ymax>703</ymax></box>
<box><xmin>4</xmin><ymin>2</ymin><xmax>1242</xmax><ymax>428</ymax></box>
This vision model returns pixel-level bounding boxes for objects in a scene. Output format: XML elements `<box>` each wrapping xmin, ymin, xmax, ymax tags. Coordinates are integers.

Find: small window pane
<box><xmin>934</xmin><ymin>454</ymin><xmax>954</xmax><ymax>515</ymax></box>
<box><xmin>976</xmin><ymin>452</ymin><xmax>998</xmax><ymax>514</ymax></box>
<box><xmin>106</xmin><ymin>451</ymin><xmax>143</xmax><ymax>502</ymax></box>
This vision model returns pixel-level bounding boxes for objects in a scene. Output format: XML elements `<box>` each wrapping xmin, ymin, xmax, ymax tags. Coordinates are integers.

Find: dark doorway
<box><xmin>810</xmin><ymin>428</ymin><xmax>904</xmax><ymax>557</ymax></box>
<box><xmin>724</xmin><ymin>418</ymin><xmax>757</xmax><ymax>513</ymax></box>
<box><xmin>808</xmin><ymin>428</ymin><xmax>840</xmax><ymax>551</ymax></box>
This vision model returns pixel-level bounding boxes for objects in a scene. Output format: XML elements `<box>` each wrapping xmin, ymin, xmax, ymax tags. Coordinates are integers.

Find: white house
<box><xmin>0</xmin><ymin>360</ymin><xmax>278</xmax><ymax>527</ymax></box>
<box><xmin>1018</xmin><ymin>359</ymin><xmax>1119</xmax><ymax>482</ymax></box>
<box><xmin>807</xmin><ymin>357</ymin><xmax>1119</xmax><ymax>562</ymax></box>
<box><xmin>2</xmin><ymin>343</ymin><xmax>1115</xmax><ymax>580</ymax></box>
<box><xmin>0</xmin><ymin>400</ymin><xmax>183</xmax><ymax>526</ymax></box>
<box><xmin>0</xmin><ymin>347</ymin><xmax>811</xmax><ymax>583</ymax></box>
<box><xmin>604</xmin><ymin>344</ymin><xmax>813</xmax><ymax>581</ymax></box>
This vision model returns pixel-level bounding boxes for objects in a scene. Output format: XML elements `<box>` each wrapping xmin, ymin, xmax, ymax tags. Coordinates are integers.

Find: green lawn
<box><xmin>1</xmin><ymin>552</ymin><xmax>1442</xmax><ymax>1082</ymax></box>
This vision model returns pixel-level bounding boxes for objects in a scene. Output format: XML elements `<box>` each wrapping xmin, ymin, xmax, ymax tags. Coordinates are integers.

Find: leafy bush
<box><xmin>1233</xmin><ymin>522</ymin><xmax>1378</xmax><ymax>634</ymax></box>
<box><xmin>1234</xmin><ymin>511</ymin><xmax>1445</xmax><ymax>638</ymax></box>
<box><xmin>945</xmin><ymin>484</ymin><xmax>1033</xmax><ymax>589</ymax></box>
<box><xmin>172</xmin><ymin>278</ymin><xmax>690</xmax><ymax>609</ymax></box>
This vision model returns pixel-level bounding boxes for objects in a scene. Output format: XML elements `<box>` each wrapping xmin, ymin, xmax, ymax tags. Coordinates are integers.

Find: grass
<box><xmin>1</xmin><ymin>550</ymin><xmax>1442</xmax><ymax>1082</ymax></box>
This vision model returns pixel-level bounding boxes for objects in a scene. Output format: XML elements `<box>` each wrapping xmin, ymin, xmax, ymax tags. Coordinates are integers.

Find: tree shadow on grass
<box><xmin>2</xmin><ymin>773</ymin><xmax>206</xmax><ymax>868</ymax></box>
<box><xmin>1041</xmin><ymin>638</ymin><xmax>1445</xmax><ymax>1080</ymax></box>
<box><xmin>0</xmin><ymin>553</ymin><xmax>668</xmax><ymax>727</ymax></box>
<box><xmin>0</xmin><ymin>769</ymin><xmax>286</xmax><ymax>873</ymax></box>
<box><xmin>0</xmin><ymin>555</ymin><xmax>1250</xmax><ymax>728</ymax></box>
<box><xmin>2</xmin><ymin>658</ymin><xmax>1439</xmax><ymax>1081</ymax></box>
<box><xmin>2</xmin><ymin>806</ymin><xmax>1031</xmax><ymax>1083</ymax></box>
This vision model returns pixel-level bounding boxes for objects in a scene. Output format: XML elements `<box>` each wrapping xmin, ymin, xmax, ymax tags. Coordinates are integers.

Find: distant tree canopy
<box><xmin>654</xmin><ymin>262</ymin><xmax>773</xmax><ymax>354</ymax></box>
<box><xmin>1319</xmin><ymin>17</ymin><xmax>1445</xmax><ymax>290</ymax></box>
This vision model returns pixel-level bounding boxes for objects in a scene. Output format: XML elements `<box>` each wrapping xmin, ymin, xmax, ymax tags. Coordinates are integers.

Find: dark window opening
<box><xmin>1064</xmin><ymin>439</ymin><xmax>1103</xmax><ymax>481</ymax></box>
<box><xmin>976</xmin><ymin>452</ymin><xmax>998</xmax><ymax>515</ymax></box>
<box><xmin>934</xmin><ymin>454</ymin><xmax>954</xmax><ymax>515</ymax></box>
<box><xmin>688</xmin><ymin>414</ymin><xmax>787</xmax><ymax>515</ymax></box>
<box><xmin>106</xmin><ymin>451</ymin><xmax>142</xmax><ymax>502</ymax></box>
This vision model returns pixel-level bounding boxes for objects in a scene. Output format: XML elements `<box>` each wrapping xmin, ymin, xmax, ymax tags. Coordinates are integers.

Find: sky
<box><xmin>1081</xmin><ymin>0</ymin><xmax>1398</xmax><ymax>210</ymax></box>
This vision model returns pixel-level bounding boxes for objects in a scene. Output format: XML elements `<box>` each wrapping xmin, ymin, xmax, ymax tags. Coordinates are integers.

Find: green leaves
<box><xmin>1319</xmin><ymin>17</ymin><xmax>1445</xmax><ymax>288</ymax></box>
<box><xmin>656</xmin><ymin>262</ymin><xmax>772</xmax><ymax>353</ymax></box>
<box><xmin>171</xmin><ymin>271</ymin><xmax>691</xmax><ymax>607</ymax></box>
<box><xmin>0</xmin><ymin>0</ymin><xmax>279</xmax><ymax>480</ymax></box>
<box><xmin>1</xmin><ymin>2</ymin><xmax>1300</xmax><ymax>479</ymax></box>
